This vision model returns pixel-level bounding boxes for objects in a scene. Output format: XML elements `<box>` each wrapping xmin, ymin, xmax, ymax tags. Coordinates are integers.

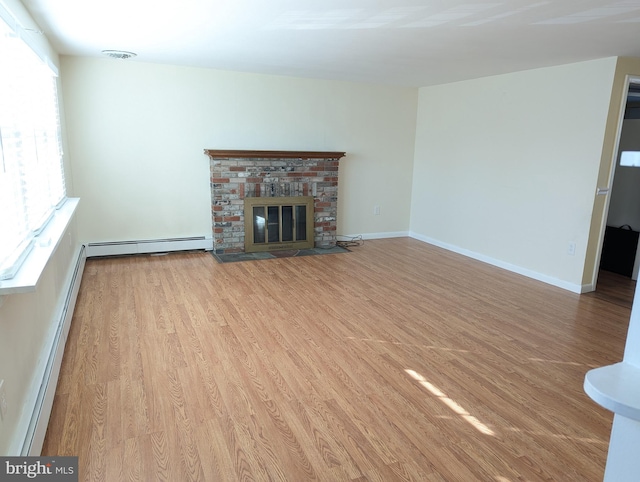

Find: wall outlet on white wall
<box><xmin>373</xmin><ymin>205</ymin><xmax>381</xmax><ymax>215</ymax></box>
<box><xmin>568</xmin><ymin>242</ymin><xmax>576</xmax><ymax>256</ymax></box>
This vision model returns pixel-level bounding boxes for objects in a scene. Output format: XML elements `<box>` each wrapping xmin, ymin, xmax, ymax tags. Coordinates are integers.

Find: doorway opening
<box><xmin>592</xmin><ymin>77</ymin><xmax>640</xmax><ymax>301</ymax></box>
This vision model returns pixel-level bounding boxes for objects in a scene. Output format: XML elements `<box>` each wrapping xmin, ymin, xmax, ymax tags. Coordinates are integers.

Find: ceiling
<box><xmin>19</xmin><ymin>0</ymin><xmax>640</xmax><ymax>87</ymax></box>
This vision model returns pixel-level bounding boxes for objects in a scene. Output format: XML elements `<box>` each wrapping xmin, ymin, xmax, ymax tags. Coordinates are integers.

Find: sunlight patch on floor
<box><xmin>405</xmin><ymin>368</ymin><xmax>495</xmax><ymax>436</ymax></box>
<box><xmin>505</xmin><ymin>426</ymin><xmax>607</xmax><ymax>444</ymax></box>
<box><xmin>527</xmin><ymin>357</ymin><xmax>597</xmax><ymax>368</ymax></box>
<box><xmin>347</xmin><ymin>337</ymin><xmax>470</xmax><ymax>352</ymax></box>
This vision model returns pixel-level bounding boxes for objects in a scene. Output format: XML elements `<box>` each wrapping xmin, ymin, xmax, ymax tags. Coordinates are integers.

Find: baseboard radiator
<box><xmin>23</xmin><ymin>245</ymin><xmax>87</xmax><ymax>455</ymax></box>
<box><xmin>86</xmin><ymin>236</ymin><xmax>213</xmax><ymax>258</ymax></box>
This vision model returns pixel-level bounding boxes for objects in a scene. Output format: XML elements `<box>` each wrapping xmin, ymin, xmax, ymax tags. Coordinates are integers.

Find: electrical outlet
<box><xmin>0</xmin><ymin>379</ymin><xmax>6</xmax><ymax>421</ymax></box>
<box><xmin>568</xmin><ymin>242</ymin><xmax>576</xmax><ymax>256</ymax></box>
<box><xmin>373</xmin><ymin>205</ymin><xmax>381</xmax><ymax>215</ymax></box>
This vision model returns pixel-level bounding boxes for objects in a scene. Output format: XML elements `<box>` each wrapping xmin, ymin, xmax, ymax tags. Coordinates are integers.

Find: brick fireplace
<box><xmin>204</xmin><ymin>150</ymin><xmax>346</xmax><ymax>254</ymax></box>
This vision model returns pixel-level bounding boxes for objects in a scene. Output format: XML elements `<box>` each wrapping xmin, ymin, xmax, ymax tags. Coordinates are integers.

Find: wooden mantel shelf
<box><xmin>204</xmin><ymin>149</ymin><xmax>346</xmax><ymax>159</ymax></box>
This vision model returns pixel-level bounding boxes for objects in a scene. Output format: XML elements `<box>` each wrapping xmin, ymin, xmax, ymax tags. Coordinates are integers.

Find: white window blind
<box><xmin>0</xmin><ymin>15</ymin><xmax>66</xmax><ymax>280</ymax></box>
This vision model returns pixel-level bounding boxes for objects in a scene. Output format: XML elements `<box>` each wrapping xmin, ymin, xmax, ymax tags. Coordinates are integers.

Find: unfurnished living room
<box><xmin>2</xmin><ymin>0</ymin><xmax>640</xmax><ymax>481</ymax></box>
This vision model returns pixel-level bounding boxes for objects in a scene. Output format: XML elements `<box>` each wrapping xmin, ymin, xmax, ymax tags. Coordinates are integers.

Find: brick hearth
<box><xmin>205</xmin><ymin>150</ymin><xmax>346</xmax><ymax>254</ymax></box>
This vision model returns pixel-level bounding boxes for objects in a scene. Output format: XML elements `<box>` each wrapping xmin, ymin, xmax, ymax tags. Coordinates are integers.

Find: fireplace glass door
<box><xmin>244</xmin><ymin>196</ymin><xmax>314</xmax><ymax>252</ymax></box>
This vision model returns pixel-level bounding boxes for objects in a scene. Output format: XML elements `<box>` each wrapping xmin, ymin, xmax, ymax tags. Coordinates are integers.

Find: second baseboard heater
<box><xmin>86</xmin><ymin>236</ymin><xmax>213</xmax><ymax>258</ymax></box>
<box><xmin>23</xmin><ymin>245</ymin><xmax>86</xmax><ymax>456</ymax></box>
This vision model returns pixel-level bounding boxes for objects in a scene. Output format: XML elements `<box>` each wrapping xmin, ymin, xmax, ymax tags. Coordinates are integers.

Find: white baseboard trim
<box><xmin>22</xmin><ymin>244</ymin><xmax>86</xmax><ymax>455</ymax></box>
<box><xmin>409</xmin><ymin>232</ymin><xmax>583</xmax><ymax>294</ymax></box>
<box><xmin>581</xmin><ymin>282</ymin><xmax>596</xmax><ymax>294</ymax></box>
<box><xmin>86</xmin><ymin>236</ymin><xmax>213</xmax><ymax>257</ymax></box>
<box><xmin>340</xmin><ymin>231</ymin><xmax>410</xmax><ymax>240</ymax></box>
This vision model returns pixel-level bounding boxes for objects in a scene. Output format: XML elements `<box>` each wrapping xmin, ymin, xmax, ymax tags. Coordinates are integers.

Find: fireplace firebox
<box><xmin>244</xmin><ymin>196</ymin><xmax>314</xmax><ymax>252</ymax></box>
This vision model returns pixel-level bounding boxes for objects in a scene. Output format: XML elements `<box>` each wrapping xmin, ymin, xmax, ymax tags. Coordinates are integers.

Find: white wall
<box><xmin>60</xmin><ymin>57</ymin><xmax>418</xmax><ymax>243</ymax></box>
<box><xmin>608</xmin><ymin>120</ymin><xmax>640</xmax><ymax>230</ymax></box>
<box><xmin>0</xmin><ymin>0</ymin><xmax>81</xmax><ymax>454</ymax></box>
<box><xmin>410</xmin><ymin>58</ymin><xmax>618</xmax><ymax>290</ymax></box>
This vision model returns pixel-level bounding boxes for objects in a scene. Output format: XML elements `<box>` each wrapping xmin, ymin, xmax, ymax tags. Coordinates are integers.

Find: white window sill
<box><xmin>0</xmin><ymin>198</ymin><xmax>79</xmax><ymax>295</ymax></box>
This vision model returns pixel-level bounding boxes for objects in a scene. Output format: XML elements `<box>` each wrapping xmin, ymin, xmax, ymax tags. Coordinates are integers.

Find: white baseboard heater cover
<box><xmin>86</xmin><ymin>236</ymin><xmax>213</xmax><ymax>257</ymax></box>
<box><xmin>23</xmin><ymin>245</ymin><xmax>86</xmax><ymax>455</ymax></box>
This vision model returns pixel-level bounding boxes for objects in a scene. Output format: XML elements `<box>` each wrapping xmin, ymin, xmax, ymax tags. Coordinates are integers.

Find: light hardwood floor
<box><xmin>42</xmin><ymin>238</ymin><xmax>631</xmax><ymax>481</ymax></box>
<box><xmin>587</xmin><ymin>268</ymin><xmax>637</xmax><ymax>309</ymax></box>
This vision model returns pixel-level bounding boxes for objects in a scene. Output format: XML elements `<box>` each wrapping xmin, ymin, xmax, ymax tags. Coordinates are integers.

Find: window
<box><xmin>620</xmin><ymin>151</ymin><xmax>640</xmax><ymax>167</ymax></box>
<box><xmin>0</xmin><ymin>14</ymin><xmax>65</xmax><ymax>280</ymax></box>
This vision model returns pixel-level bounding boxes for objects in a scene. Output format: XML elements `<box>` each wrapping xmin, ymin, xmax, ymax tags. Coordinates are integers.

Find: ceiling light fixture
<box><xmin>101</xmin><ymin>50</ymin><xmax>137</xmax><ymax>60</ymax></box>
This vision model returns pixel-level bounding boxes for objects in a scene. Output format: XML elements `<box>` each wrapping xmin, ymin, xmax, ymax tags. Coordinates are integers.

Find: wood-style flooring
<box><xmin>42</xmin><ymin>238</ymin><xmax>632</xmax><ymax>481</ymax></box>
<box><xmin>586</xmin><ymin>268</ymin><xmax>637</xmax><ymax>309</ymax></box>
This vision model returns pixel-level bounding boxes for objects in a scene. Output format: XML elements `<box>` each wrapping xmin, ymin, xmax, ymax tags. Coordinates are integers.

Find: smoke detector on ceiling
<box><xmin>101</xmin><ymin>50</ymin><xmax>137</xmax><ymax>60</ymax></box>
